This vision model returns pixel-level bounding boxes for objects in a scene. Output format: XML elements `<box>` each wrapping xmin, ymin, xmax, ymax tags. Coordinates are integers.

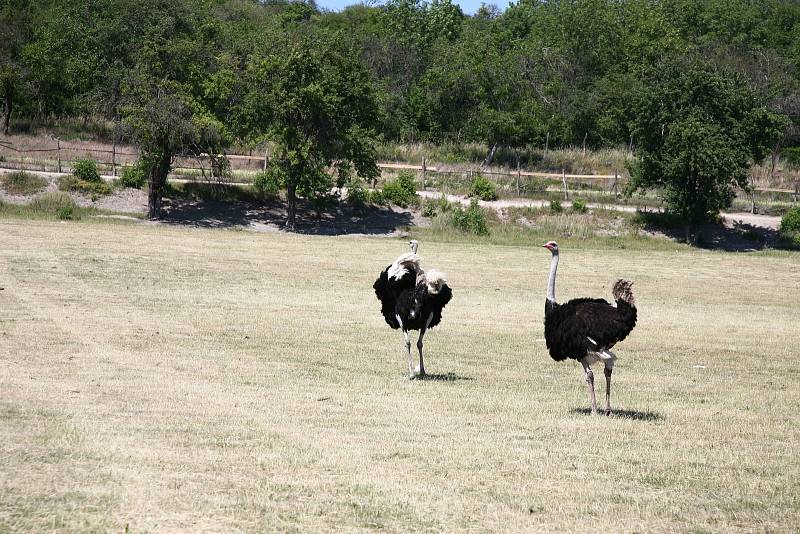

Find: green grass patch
<box><xmin>0</xmin><ymin>171</ymin><xmax>49</xmax><ymax>195</ymax></box>
<box><xmin>0</xmin><ymin>192</ymin><xmax>96</xmax><ymax>221</ymax></box>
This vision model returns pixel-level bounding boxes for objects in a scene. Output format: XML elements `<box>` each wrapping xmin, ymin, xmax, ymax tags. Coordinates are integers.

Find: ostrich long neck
<box><xmin>546</xmin><ymin>251</ymin><xmax>559</xmax><ymax>303</ymax></box>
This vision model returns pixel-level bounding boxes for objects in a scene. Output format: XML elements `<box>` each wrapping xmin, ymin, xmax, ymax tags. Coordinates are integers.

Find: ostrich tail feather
<box><xmin>612</xmin><ymin>279</ymin><xmax>635</xmax><ymax>306</ymax></box>
<box><xmin>424</xmin><ymin>269</ymin><xmax>447</xmax><ymax>294</ymax></box>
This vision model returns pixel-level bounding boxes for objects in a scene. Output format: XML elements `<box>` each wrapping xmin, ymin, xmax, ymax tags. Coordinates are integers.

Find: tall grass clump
<box><xmin>0</xmin><ymin>171</ymin><xmax>48</xmax><ymax>195</ymax></box>
<box><xmin>30</xmin><ymin>192</ymin><xmax>80</xmax><ymax>220</ymax></box>
<box><xmin>572</xmin><ymin>198</ymin><xmax>587</xmax><ymax>213</ymax></box>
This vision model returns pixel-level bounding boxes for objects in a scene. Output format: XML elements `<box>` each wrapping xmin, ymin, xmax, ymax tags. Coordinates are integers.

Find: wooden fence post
<box><xmin>422</xmin><ymin>157</ymin><xmax>426</xmax><ymax>190</ymax></box>
<box><xmin>112</xmin><ymin>136</ymin><xmax>117</xmax><ymax>176</ymax></box>
<box><xmin>516</xmin><ymin>159</ymin><xmax>521</xmax><ymax>197</ymax></box>
<box><xmin>545</xmin><ymin>132</ymin><xmax>549</xmax><ymax>155</ymax></box>
<box><xmin>611</xmin><ymin>171</ymin><xmax>619</xmax><ymax>197</ymax></box>
<box><xmin>794</xmin><ymin>181</ymin><xmax>799</xmax><ymax>203</ymax></box>
<box><xmin>263</xmin><ymin>147</ymin><xmax>268</xmax><ymax>171</ymax></box>
<box><xmin>562</xmin><ymin>168</ymin><xmax>568</xmax><ymax>200</ymax></box>
<box><xmin>56</xmin><ymin>139</ymin><xmax>62</xmax><ymax>173</ymax></box>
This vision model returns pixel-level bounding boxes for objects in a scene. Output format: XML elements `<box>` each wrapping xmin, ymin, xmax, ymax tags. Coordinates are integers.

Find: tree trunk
<box><xmin>147</xmin><ymin>177</ymin><xmax>162</xmax><ymax>220</ymax></box>
<box><xmin>286</xmin><ymin>183</ymin><xmax>297</xmax><ymax>230</ymax></box>
<box><xmin>147</xmin><ymin>151</ymin><xmax>172</xmax><ymax>220</ymax></box>
<box><xmin>2</xmin><ymin>90</ymin><xmax>11</xmax><ymax>135</ymax></box>
<box><xmin>482</xmin><ymin>143</ymin><xmax>497</xmax><ymax>167</ymax></box>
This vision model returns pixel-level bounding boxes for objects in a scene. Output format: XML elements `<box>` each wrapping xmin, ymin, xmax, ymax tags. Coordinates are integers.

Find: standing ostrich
<box><xmin>542</xmin><ymin>241</ymin><xmax>637</xmax><ymax>415</ymax></box>
<box><xmin>373</xmin><ymin>240</ymin><xmax>452</xmax><ymax>379</ymax></box>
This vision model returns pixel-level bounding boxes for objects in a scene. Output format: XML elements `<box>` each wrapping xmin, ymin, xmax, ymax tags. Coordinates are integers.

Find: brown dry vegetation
<box><xmin>0</xmin><ymin>220</ymin><xmax>798</xmax><ymax>532</ymax></box>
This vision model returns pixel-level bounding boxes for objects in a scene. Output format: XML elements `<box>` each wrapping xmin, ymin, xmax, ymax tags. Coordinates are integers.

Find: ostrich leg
<box><xmin>581</xmin><ymin>360</ymin><xmax>598</xmax><ymax>414</ymax></box>
<box><xmin>604</xmin><ymin>365</ymin><xmax>613</xmax><ymax>415</ymax></box>
<box><xmin>397</xmin><ymin>314</ymin><xmax>414</xmax><ymax>379</ymax></box>
<box><xmin>601</xmin><ymin>350</ymin><xmax>616</xmax><ymax>416</ymax></box>
<box><xmin>415</xmin><ymin>313</ymin><xmax>434</xmax><ymax>378</ymax></box>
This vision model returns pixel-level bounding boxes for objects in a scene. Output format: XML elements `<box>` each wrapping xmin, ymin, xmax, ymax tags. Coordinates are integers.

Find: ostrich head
<box><xmin>542</xmin><ymin>240</ymin><xmax>559</xmax><ymax>254</ymax></box>
<box><xmin>408</xmin><ymin>240</ymin><xmax>419</xmax><ymax>254</ymax></box>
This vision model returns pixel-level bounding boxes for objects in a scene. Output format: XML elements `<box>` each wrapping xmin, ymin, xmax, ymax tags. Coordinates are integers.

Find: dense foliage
<box><xmin>627</xmin><ymin>59</ymin><xmax>787</xmax><ymax>240</ymax></box>
<box><xmin>2</xmin><ymin>0</ymin><xmax>799</xmax><ymax>225</ymax></box>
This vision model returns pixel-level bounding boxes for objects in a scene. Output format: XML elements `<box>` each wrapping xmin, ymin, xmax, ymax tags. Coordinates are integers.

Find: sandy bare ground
<box><xmin>0</xmin><ymin>168</ymin><xmax>784</xmax><ymax>248</ymax></box>
<box><xmin>416</xmin><ymin>190</ymin><xmax>783</xmax><ymax>231</ymax></box>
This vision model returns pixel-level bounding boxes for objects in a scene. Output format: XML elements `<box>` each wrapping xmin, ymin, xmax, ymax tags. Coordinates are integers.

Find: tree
<box><xmin>123</xmin><ymin>81</ymin><xmax>225</xmax><ymax>219</ymax></box>
<box><xmin>627</xmin><ymin>58</ymin><xmax>787</xmax><ymax>242</ymax></box>
<box><xmin>119</xmin><ymin>1</ymin><xmax>228</xmax><ymax>219</ymax></box>
<box><xmin>0</xmin><ymin>0</ymin><xmax>32</xmax><ymax>134</ymax></box>
<box><xmin>238</xmin><ymin>35</ymin><xmax>380</xmax><ymax>229</ymax></box>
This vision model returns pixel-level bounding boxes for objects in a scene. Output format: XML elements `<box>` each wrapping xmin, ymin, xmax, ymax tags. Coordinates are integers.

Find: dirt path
<box><xmin>416</xmin><ymin>190</ymin><xmax>782</xmax><ymax>230</ymax></box>
<box><xmin>1</xmin><ymin>167</ymin><xmax>783</xmax><ymax>232</ymax></box>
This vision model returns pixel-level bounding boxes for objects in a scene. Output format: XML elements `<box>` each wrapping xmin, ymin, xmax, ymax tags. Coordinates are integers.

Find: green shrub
<box><xmin>58</xmin><ymin>175</ymin><xmax>112</xmax><ymax>196</ymax></box>
<box><xmin>0</xmin><ymin>171</ymin><xmax>48</xmax><ymax>195</ymax></box>
<box><xmin>366</xmin><ymin>189</ymin><xmax>386</xmax><ymax>205</ymax></box>
<box><xmin>550</xmin><ymin>200</ymin><xmax>563</xmax><ymax>213</ymax></box>
<box><xmin>451</xmin><ymin>199</ymin><xmax>489</xmax><ymax>236</ymax></box>
<box><xmin>469</xmin><ymin>174</ymin><xmax>498</xmax><ymax>201</ymax></box>
<box><xmin>783</xmin><ymin>147</ymin><xmax>800</xmax><ymax>169</ymax></box>
<box><xmin>72</xmin><ymin>159</ymin><xmax>101</xmax><ymax>183</ymax></box>
<box><xmin>572</xmin><ymin>198</ymin><xmax>587</xmax><ymax>213</ymax></box>
<box><xmin>345</xmin><ymin>177</ymin><xmax>367</xmax><ymax>204</ymax></box>
<box><xmin>253</xmin><ymin>169</ymin><xmax>282</xmax><ymax>198</ymax></box>
<box><xmin>381</xmin><ymin>171</ymin><xmax>417</xmax><ymax>207</ymax></box>
<box><xmin>119</xmin><ymin>164</ymin><xmax>146</xmax><ymax>189</ymax></box>
<box><xmin>780</xmin><ymin>206</ymin><xmax>800</xmax><ymax>233</ymax></box>
<box><xmin>30</xmin><ymin>192</ymin><xmax>78</xmax><ymax>219</ymax></box>
<box><xmin>422</xmin><ymin>199</ymin><xmax>437</xmax><ymax>217</ymax></box>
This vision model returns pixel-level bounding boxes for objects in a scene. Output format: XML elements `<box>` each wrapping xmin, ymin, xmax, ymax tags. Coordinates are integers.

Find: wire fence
<box><xmin>1</xmin><ymin>138</ymin><xmax>797</xmax><ymax>201</ymax></box>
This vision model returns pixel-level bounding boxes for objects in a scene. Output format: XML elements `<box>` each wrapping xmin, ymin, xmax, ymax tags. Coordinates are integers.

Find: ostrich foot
<box><xmin>605</xmin><ymin>408</ymin><xmax>613</xmax><ymax>416</ymax></box>
<box><xmin>415</xmin><ymin>365</ymin><xmax>426</xmax><ymax>378</ymax></box>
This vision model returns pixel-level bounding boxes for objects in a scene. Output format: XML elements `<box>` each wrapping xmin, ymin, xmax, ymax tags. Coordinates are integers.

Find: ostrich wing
<box><xmin>420</xmin><ymin>282</ymin><xmax>452</xmax><ymax>330</ymax></box>
<box><xmin>544</xmin><ymin>298</ymin><xmax>635</xmax><ymax>361</ymax></box>
<box><xmin>373</xmin><ymin>266</ymin><xmax>417</xmax><ymax>328</ymax></box>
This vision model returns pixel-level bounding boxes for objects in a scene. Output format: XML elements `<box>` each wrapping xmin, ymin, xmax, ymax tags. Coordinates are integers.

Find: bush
<box><xmin>345</xmin><ymin>177</ymin><xmax>367</xmax><ymax>204</ymax></box>
<box><xmin>366</xmin><ymin>189</ymin><xmax>386</xmax><ymax>205</ymax></box>
<box><xmin>469</xmin><ymin>174</ymin><xmax>498</xmax><ymax>201</ymax></box>
<box><xmin>550</xmin><ymin>200</ymin><xmax>563</xmax><ymax>213</ymax></box>
<box><xmin>451</xmin><ymin>199</ymin><xmax>489</xmax><ymax>236</ymax></box>
<box><xmin>422</xmin><ymin>199</ymin><xmax>437</xmax><ymax>217</ymax></box>
<box><xmin>119</xmin><ymin>164</ymin><xmax>146</xmax><ymax>189</ymax></box>
<box><xmin>30</xmin><ymin>192</ymin><xmax>78</xmax><ymax>219</ymax></box>
<box><xmin>382</xmin><ymin>171</ymin><xmax>417</xmax><ymax>207</ymax></box>
<box><xmin>572</xmin><ymin>198</ymin><xmax>587</xmax><ymax>213</ymax></box>
<box><xmin>0</xmin><ymin>171</ymin><xmax>48</xmax><ymax>195</ymax></box>
<box><xmin>253</xmin><ymin>169</ymin><xmax>281</xmax><ymax>198</ymax></box>
<box><xmin>780</xmin><ymin>206</ymin><xmax>800</xmax><ymax>233</ymax></box>
<box><xmin>58</xmin><ymin>175</ymin><xmax>112</xmax><ymax>197</ymax></box>
<box><xmin>72</xmin><ymin>159</ymin><xmax>101</xmax><ymax>183</ymax></box>
<box><xmin>783</xmin><ymin>147</ymin><xmax>800</xmax><ymax>169</ymax></box>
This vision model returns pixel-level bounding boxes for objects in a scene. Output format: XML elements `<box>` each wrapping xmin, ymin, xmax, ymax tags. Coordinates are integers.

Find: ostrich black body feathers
<box><xmin>373</xmin><ymin>266</ymin><xmax>452</xmax><ymax>331</ymax></box>
<box><xmin>544</xmin><ymin>297</ymin><xmax>637</xmax><ymax>362</ymax></box>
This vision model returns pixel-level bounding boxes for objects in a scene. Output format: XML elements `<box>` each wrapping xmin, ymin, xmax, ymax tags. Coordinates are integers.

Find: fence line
<box><xmin>1</xmin><ymin>140</ymin><xmax>797</xmax><ymax>199</ymax></box>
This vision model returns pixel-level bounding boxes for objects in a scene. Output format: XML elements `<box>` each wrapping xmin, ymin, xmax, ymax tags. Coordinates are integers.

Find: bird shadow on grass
<box><xmin>416</xmin><ymin>372</ymin><xmax>474</xmax><ymax>382</ymax></box>
<box><xmin>569</xmin><ymin>407</ymin><xmax>664</xmax><ymax>422</ymax></box>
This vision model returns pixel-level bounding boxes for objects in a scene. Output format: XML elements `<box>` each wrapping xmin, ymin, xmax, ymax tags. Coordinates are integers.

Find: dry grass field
<box><xmin>1</xmin><ymin>219</ymin><xmax>798</xmax><ymax>532</ymax></box>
